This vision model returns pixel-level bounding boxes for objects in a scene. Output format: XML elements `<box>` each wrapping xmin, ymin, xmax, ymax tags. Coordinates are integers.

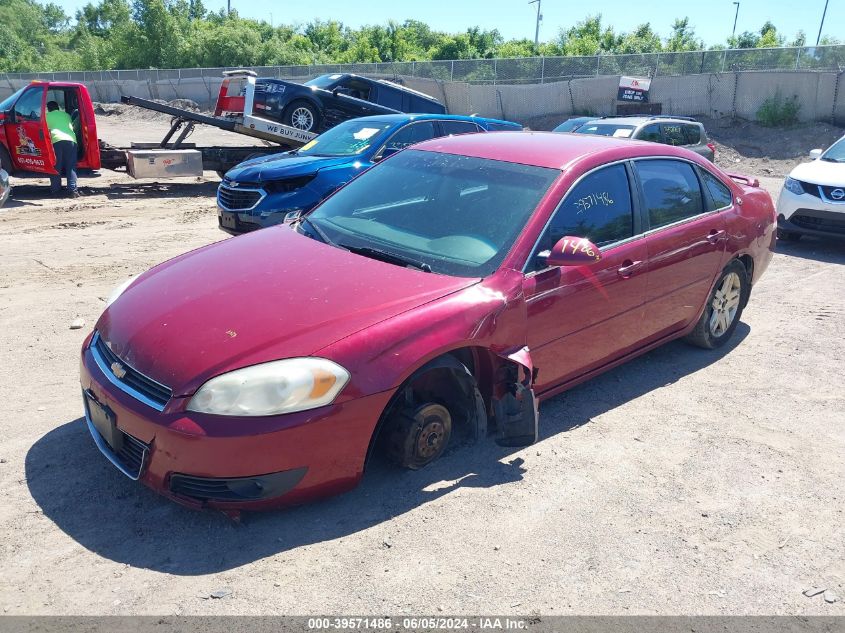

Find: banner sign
<box><xmin>617</xmin><ymin>76</ymin><xmax>651</xmax><ymax>102</ymax></box>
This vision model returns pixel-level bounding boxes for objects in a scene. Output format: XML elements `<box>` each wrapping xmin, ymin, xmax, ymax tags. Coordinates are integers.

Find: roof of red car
<box><xmin>413</xmin><ymin>131</ymin><xmax>679</xmax><ymax>170</ymax></box>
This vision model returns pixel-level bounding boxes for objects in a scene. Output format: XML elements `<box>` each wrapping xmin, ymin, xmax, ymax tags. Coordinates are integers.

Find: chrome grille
<box><xmin>217</xmin><ymin>183</ymin><xmax>264</xmax><ymax>211</ymax></box>
<box><xmin>91</xmin><ymin>332</ymin><xmax>172</xmax><ymax>410</ymax></box>
<box><xmin>819</xmin><ymin>185</ymin><xmax>845</xmax><ymax>203</ymax></box>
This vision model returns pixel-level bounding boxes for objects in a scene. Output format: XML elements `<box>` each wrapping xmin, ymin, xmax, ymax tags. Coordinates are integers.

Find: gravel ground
<box><xmin>0</xmin><ymin>118</ymin><xmax>843</xmax><ymax>616</ymax></box>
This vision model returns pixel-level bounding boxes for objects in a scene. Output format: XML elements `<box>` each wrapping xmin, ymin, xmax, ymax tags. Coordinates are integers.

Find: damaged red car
<box><xmin>79</xmin><ymin>132</ymin><xmax>776</xmax><ymax>511</ymax></box>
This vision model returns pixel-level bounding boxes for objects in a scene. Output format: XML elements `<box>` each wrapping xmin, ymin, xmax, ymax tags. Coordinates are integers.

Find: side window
<box><xmin>338</xmin><ymin>79</ymin><xmax>372</xmax><ymax>101</ymax></box>
<box><xmin>382</xmin><ymin>122</ymin><xmax>438</xmax><ymax>153</ymax></box>
<box><xmin>660</xmin><ymin>123</ymin><xmax>686</xmax><ymax>146</ymax></box>
<box><xmin>440</xmin><ymin>120</ymin><xmax>481</xmax><ymax>136</ymax></box>
<box><xmin>700</xmin><ymin>170</ymin><xmax>733</xmax><ymax>210</ymax></box>
<box><xmin>638</xmin><ymin>123</ymin><xmax>662</xmax><ymax>143</ymax></box>
<box><xmin>532</xmin><ymin>164</ymin><xmax>634</xmax><ymax>269</ymax></box>
<box><xmin>683</xmin><ymin>124</ymin><xmax>702</xmax><ymax>145</ymax></box>
<box><xmin>13</xmin><ymin>87</ymin><xmax>43</xmax><ymax>121</ymax></box>
<box><xmin>635</xmin><ymin>159</ymin><xmax>705</xmax><ymax>229</ymax></box>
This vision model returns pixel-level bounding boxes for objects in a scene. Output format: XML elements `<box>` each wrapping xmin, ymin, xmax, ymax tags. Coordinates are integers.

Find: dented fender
<box><xmin>318</xmin><ymin>268</ymin><xmax>540</xmax><ymax>447</ymax></box>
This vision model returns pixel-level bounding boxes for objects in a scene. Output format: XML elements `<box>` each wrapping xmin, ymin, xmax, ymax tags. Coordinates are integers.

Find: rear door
<box><xmin>6</xmin><ymin>84</ymin><xmax>55</xmax><ymax>175</ymax></box>
<box><xmin>633</xmin><ymin>158</ymin><xmax>727</xmax><ymax>342</ymax></box>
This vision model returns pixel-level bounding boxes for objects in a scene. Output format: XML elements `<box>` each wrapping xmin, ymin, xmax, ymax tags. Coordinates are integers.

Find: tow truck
<box><xmin>0</xmin><ymin>71</ymin><xmax>317</xmax><ymax>181</ymax></box>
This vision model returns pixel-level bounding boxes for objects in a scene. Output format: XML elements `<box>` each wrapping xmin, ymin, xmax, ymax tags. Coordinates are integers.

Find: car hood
<box><xmin>790</xmin><ymin>160</ymin><xmax>845</xmax><ymax>187</ymax></box>
<box><xmin>225</xmin><ymin>154</ymin><xmax>355</xmax><ymax>182</ymax></box>
<box><xmin>96</xmin><ymin>227</ymin><xmax>478</xmax><ymax>397</ymax></box>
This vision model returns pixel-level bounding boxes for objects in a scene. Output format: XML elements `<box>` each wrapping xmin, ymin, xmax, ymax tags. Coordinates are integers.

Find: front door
<box><xmin>6</xmin><ymin>85</ymin><xmax>55</xmax><ymax>175</ymax></box>
<box><xmin>523</xmin><ymin>162</ymin><xmax>649</xmax><ymax>393</ymax></box>
<box><xmin>45</xmin><ymin>85</ymin><xmax>99</xmax><ymax>170</ymax></box>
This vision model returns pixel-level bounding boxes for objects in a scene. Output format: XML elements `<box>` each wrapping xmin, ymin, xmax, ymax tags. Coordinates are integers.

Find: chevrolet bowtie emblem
<box><xmin>110</xmin><ymin>361</ymin><xmax>127</xmax><ymax>380</ymax></box>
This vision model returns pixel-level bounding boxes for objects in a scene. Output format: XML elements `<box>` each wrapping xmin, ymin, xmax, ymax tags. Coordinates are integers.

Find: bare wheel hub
<box><xmin>387</xmin><ymin>402</ymin><xmax>452</xmax><ymax>469</ymax></box>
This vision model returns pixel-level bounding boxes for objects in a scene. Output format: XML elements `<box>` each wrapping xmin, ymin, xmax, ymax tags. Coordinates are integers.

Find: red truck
<box><xmin>0</xmin><ymin>81</ymin><xmax>102</xmax><ymax>176</ymax></box>
<box><xmin>0</xmin><ymin>75</ymin><xmax>317</xmax><ymax>180</ymax></box>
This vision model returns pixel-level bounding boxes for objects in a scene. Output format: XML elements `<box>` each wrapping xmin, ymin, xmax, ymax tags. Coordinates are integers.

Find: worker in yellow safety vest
<box><xmin>46</xmin><ymin>101</ymin><xmax>79</xmax><ymax>198</ymax></box>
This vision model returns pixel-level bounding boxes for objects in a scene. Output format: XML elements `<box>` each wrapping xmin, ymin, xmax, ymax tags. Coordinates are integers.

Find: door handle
<box><xmin>706</xmin><ymin>229</ymin><xmax>726</xmax><ymax>244</ymax></box>
<box><xmin>617</xmin><ymin>260</ymin><xmax>643</xmax><ymax>278</ymax></box>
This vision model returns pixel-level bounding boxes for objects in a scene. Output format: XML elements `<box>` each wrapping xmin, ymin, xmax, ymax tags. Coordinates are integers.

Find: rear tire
<box><xmin>685</xmin><ymin>260</ymin><xmax>748</xmax><ymax>350</ymax></box>
<box><xmin>283</xmin><ymin>100</ymin><xmax>320</xmax><ymax>132</ymax></box>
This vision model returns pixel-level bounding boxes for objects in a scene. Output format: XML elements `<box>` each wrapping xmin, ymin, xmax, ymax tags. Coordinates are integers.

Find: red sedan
<box><xmin>79</xmin><ymin>132</ymin><xmax>775</xmax><ymax>512</ymax></box>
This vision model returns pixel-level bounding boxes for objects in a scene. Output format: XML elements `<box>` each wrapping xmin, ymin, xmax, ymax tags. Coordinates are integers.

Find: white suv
<box><xmin>0</xmin><ymin>169</ymin><xmax>9</xmax><ymax>208</ymax></box>
<box><xmin>777</xmin><ymin>135</ymin><xmax>845</xmax><ymax>241</ymax></box>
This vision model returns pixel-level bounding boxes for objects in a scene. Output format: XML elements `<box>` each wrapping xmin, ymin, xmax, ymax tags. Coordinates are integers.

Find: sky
<box><xmin>53</xmin><ymin>0</ymin><xmax>843</xmax><ymax>47</ymax></box>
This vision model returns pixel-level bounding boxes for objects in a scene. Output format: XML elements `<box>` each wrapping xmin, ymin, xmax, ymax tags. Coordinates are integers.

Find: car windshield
<box><xmin>576</xmin><ymin>123</ymin><xmax>636</xmax><ymax>138</ymax></box>
<box><xmin>298</xmin><ymin>119</ymin><xmax>394</xmax><ymax>157</ymax></box>
<box><xmin>821</xmin><ymin>137</ymin><xmax>845</xmax><ymax>162</ymax></box>
<box><xmin>304</xmin><ymin>74</ymin><xmax>344</xmax><ymax>90</ymax></box>
<box><xmin>0</xmin><ymin>88</ymin><xmax>24</xmax><ymax>112</ymax></box>
<box><xmin>305</xmin><ymin>149</ymin><xmax>560</xmax><ymax>277</ymax></box>
<box><xmin>554</xmin><ymin>118</ymin><xmax>590</xmax><ymax>133</ymax></box>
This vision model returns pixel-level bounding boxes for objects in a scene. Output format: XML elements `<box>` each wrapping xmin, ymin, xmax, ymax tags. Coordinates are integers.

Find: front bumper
<box><xmin>777</xmin><ymin>186</ymin><xmax>845</xmax><ymax>238</ymax></box>
<box><xmin>217</xmin><ymin>208</ymin><xmax>279</xmax><ymax>235</ymax></box>
<box><xmin>80</xmin><ymin>341</ymin><xmax>392</xmax><ymax>510</ymax></box>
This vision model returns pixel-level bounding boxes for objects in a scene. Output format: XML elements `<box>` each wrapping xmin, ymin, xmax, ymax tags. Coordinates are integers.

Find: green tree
<box><xmin>665</xmin><ymin>17</ymin><xmax>702</xmax><ymax>52</ymax></box>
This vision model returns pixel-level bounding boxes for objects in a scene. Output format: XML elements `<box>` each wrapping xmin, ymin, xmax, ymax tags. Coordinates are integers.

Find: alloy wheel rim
<box><xmin>709</xmin><ymin>272</ymin><xmax>741</xmax><ymax>337</ymax></box>
<box><xmin>291</xmin><ymin>108</ymin><xmax>314</xmax><ymax>130</ymax></box>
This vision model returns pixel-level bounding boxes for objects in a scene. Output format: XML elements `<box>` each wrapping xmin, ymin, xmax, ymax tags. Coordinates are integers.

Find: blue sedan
<box><xmin>217</xmin><ymin>113</ymin><xmax>522</xmax><ymax>235</ymax></box>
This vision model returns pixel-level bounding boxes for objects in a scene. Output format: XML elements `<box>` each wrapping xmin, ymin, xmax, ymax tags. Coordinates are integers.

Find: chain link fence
<box><xmin>2</xmin><ymin>45</ymin><xmax>844</xmax><ymax>85</ymax></box>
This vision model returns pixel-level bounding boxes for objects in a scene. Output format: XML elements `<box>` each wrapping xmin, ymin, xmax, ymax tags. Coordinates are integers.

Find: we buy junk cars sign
<box><xmin>618</xmin><ymin>76</ymin><xmax>651</xmax><ymax>103</ymax></box>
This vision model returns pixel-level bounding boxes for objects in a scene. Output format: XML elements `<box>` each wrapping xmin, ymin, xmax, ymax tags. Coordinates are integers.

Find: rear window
<box><xmin>700</xmin><ymin>170</ymin><xmax>733</xmax><ymax>209</ymax></box>
<box><xmin>683</xmin><ymin>124</ymin><xmax>702</xmax><ymax>145</ymax></box>
<box><xmin>661</xmin><ymin>123</ymin><xmax>686</xmax><ymax>146</ymax></box>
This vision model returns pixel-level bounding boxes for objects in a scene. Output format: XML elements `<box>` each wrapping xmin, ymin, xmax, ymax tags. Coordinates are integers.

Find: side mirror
<box><xmin>809</xmin><ymin>149</ymin><xmax>823</xmax><ymax>159</ymax></box>
<box><xmin>543</xmin><ymin>236</ymin><xmax>602</xmax><ymax>267</ymax></box>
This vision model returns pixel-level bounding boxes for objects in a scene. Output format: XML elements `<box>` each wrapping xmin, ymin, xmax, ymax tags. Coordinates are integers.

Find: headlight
<box><xmin>783</xmin><ymin>177</ymin><xmax>804</xmax><ymax>195</ymax></box>
<box><xmin>105</xmin><ymin>274</ymin><xmax>140</xmax><ymax>308</ymax></box>
<box><xmin>187</xmin><ymin>358</ymin><xmax>350</xmax><ymax>417</ymax></box>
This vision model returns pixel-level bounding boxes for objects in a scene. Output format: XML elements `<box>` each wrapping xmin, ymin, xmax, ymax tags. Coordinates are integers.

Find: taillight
<box><xmin>707</xmin><ymin>142</ymin><xmax>716</xmax><ymax>154</ymax></box>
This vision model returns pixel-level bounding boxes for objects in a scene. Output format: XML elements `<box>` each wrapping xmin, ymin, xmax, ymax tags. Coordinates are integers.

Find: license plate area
<box><xmin>220</xmin><ymin>211</ymin><xmax>237</xmax><ymax>230</ymax></box>
<box><xmin>84</xmin><ymin>389</ymin><xmax>123</xmax><ymax>452</ymax></box>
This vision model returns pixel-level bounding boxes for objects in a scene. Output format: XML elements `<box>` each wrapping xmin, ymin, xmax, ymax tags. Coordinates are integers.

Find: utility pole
<box><xmin>731</xmin><ymin>2</ymin><xmax>740</xmax><ymax>41</ymax></box>
<box><xmin>227</xmin><ymin>0</ymin><xmax>231</xmax><ymax>15</ymax></box>
<box><xmin>529</xmin><ymin>0</ymin><xmax>542</xmax><ymax>54</ymax></box>
<box><xmin>816</xmin><ymin>0</ymin><xmax>829</xmax><ymax>46</ymax></box>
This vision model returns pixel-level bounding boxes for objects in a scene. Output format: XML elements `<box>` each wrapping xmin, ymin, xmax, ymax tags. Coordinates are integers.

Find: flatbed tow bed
<box><xmin>0</xmin><ymin>71</ymin><xmax>317</xmax><ymax>181</ymax></box>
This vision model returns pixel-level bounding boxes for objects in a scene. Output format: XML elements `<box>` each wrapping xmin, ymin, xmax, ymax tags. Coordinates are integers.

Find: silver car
<box><xmin>0</xmin><ymin>169</ymin><xmax>9</xmax><ymax>208</ymax></box>
<box><xmin>574</xmin><ymin>116</ymin><xmax>716</xmax><ymax>162</ymax></box>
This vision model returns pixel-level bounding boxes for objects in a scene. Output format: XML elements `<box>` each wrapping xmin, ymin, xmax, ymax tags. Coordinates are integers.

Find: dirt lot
<box><xmin>0</xmin><ymin>115</ymin><xmax>843</xmax><ymax>616</ymax></box>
